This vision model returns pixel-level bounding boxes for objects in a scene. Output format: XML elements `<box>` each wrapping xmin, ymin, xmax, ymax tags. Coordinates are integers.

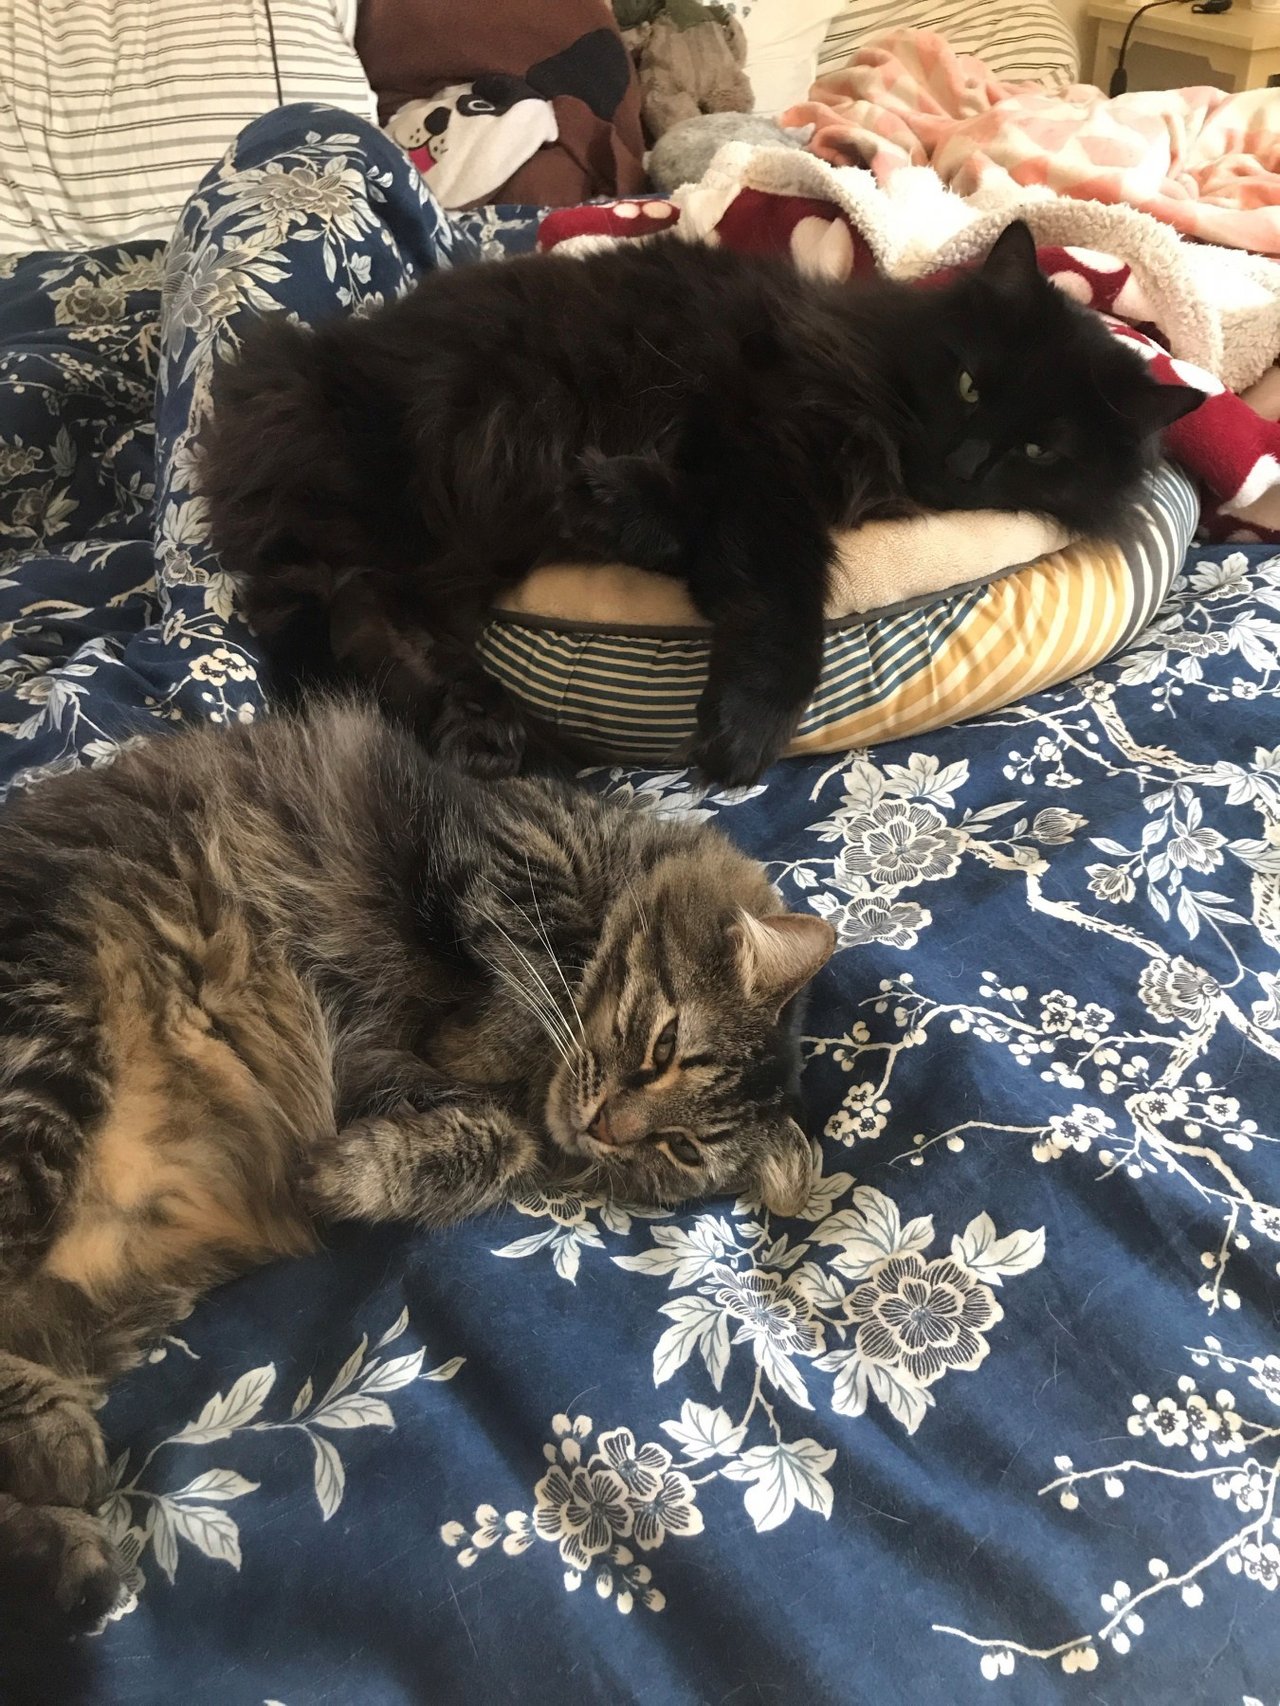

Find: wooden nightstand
<box><xmin>1089</xmin><ymin>0</ymin><xmax>1280</xmax><ymax>93</ymax></box>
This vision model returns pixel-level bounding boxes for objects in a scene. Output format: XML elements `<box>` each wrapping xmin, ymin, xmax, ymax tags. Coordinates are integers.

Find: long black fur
<box><xmin>202</xmin><ymin>221</ymin><xmax>1203</xmax><ymax>785</ymax></box>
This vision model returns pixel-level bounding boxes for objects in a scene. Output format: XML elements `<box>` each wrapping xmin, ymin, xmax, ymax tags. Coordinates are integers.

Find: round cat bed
<box><xmin>475</xmin><ymin>462</ymin><xmax>1198</xmax><ymax>765</ymax></box>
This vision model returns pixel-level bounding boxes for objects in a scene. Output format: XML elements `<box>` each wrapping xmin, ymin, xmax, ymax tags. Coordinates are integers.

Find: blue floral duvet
<box><xmin>1</xmin><ymin>106</ymin><xmax>1278</xmax><ymax>1706</ymax></box>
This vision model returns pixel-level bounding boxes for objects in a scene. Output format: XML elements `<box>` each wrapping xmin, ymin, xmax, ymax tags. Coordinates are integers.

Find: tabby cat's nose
<box><xmin>587</xmin><ymin>1104</ymin><xmax>616</xmax><ymax>1146</ymax></box>
<box><xmin>944</xmin><ymin>438</ymin><xmax>990</xmax><ymax>483</ymax></box>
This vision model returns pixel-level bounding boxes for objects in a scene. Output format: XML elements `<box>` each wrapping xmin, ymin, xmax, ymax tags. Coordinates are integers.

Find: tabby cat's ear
<box><xmin>758</xmin><ymin>1120</ymin><xmax>815</xmax><ymax>1218</ymax></box>
<box><xmin>734</xmin><ymin>910</ymin><xmax>835</xmax><ymax>1012</ymax></box>
<box><xmin>980</xmin><ymin>219</ymin><xmax>1040</xmax><ymax>297</ymax></box>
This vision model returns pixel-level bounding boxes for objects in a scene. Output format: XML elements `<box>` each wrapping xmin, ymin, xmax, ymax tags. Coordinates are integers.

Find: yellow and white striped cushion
<box><xmin>476</xmin><ymin>463</ymin><xmax>1196</xmax><ymax>764</ymax></box>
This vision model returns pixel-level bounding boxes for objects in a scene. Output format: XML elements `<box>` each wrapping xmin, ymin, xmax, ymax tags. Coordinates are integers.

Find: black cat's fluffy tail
<box><xmin>200</xmin><ymin>316</ymin><xmax>379</xmax><ymax>663</ymax></box>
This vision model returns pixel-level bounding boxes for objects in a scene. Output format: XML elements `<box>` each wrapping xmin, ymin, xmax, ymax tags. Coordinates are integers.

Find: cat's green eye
<box><xmin>651</xmin><ymin>1017</ymin><xmax>678</xmax><ymax>1071</ymax></box>
<box><xmin>1023</xmin><ymin>442</ymin><xmax>1057</xmax><ymax>462</ymax></box>
<box><xmin>659</xmin><ymin>1132</ymin><xmax>701</xmax><ymax>1167</ymax></box>
<box><xmin>957</xmin><ymin>370</ymin><xmax>979</xmax><ymax>405</ymax></box>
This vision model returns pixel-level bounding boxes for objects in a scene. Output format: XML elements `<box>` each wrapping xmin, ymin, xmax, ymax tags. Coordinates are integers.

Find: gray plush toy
<box><xmin>646</xmin><ymin>112</ymin><xmax>814</xmax><ymax>193</ymax></box>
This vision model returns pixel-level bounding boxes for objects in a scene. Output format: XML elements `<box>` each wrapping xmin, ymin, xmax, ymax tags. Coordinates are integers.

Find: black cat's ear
<box><xmin>980</xmin><ymin>219</ymin><xmax>1041</xmax><ymax>296</ymax></box>
<box><xmin>1115</xmin><ymin>376</ymin><xmax>1209</xmax><ymax>438</ymax></box>
<box><xmin>758</xmin><ymin>1119</ymin><xmax>815</xmax><ymax>1218</ymax></box>
<box><xmin>733</xmin><ymin>910</ymin><xmax>835</xmax><ymax>1013</ymax></box>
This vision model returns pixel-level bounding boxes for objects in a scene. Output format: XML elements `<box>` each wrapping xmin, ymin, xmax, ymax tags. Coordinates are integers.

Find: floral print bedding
<box><xmin>0</xmin><ymin>104</ymin><xmax>1277</xmax><ymax>1706</ymax></box>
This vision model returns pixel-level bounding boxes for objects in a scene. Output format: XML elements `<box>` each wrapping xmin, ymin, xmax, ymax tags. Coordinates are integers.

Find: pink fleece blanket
<box><xmin>782</xmin><ymin>29</ymin><xmax>1280</xmax><ymax>259</ymax></box>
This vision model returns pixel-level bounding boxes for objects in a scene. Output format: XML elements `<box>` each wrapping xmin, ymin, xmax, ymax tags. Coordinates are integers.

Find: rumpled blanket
<box><xmin>539</xmin><ymin>145</ymin><xmax>1280</xmax><ymax>541</ymax></box>
<box><xmin>783</xmin><ymin>28</ymin><xmax>1280</xmax><ymax>258</ymax></box>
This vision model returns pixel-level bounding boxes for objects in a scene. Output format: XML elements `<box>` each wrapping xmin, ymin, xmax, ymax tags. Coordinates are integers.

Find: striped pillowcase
<box><xmin>0</xmin><ymin>0</ymin><xmax>376</xmax><ymax>254</ymax></box>
<box><xmin>476</xmin><ymin>464</ymin><xmax>1198</xmax><ymax>765</ymax></box>
<box><xmin>817</xmin><ymin>0</ymin><xmax>1079</xmax><ymax>87</ymax></box>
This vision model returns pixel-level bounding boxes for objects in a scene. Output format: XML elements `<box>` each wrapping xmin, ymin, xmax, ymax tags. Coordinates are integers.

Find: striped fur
<box><xmin>0</xmin><ymin>700</ymin><xmax>830</xmax><ymax>1628</ymax></box>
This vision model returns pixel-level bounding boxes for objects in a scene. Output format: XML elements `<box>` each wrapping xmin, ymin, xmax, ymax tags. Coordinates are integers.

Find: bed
<box><xmin>2</xmin><ymin>108</ymin><xmax>1279</xmax><ymax>1706</ymax></box>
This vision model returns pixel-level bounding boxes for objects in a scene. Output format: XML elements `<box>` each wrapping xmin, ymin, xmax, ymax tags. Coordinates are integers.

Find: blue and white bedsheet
<box><xmin>0</xmin><ymin>104</ymin><xmax>1277</xmax><ymax>1706</ymax></box>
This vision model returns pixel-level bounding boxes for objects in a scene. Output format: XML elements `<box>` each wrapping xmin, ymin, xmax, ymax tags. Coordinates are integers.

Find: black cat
<box><xmin>203</xmin><ymin>220</ymin><xmax>1203</xmax><ymax>786</ymax></box>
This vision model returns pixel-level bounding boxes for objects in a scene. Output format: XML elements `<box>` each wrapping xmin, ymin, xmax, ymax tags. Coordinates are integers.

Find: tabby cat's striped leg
<box><xmin>0</xmin><ymin>1281</ymin><xmax>185</xmax><ymax>1630</ymax></box>
<box><xmin>302</xmin><ymin>1094</ymin><xmax>543</xmax><ymax>1228</ymax></box>
<box><xmin>0</xmin><ymin>1446</ymin><xmax>119</xmax><ymax>1630</ymax></box>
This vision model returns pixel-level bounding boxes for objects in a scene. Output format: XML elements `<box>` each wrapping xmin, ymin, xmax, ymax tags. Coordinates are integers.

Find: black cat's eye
<box><xmin>658</xmin><ymin>1131</ymin><xmax>701</xmax><ymax>1167</ymax></box>
<box><xmin>957</xmin><ymin>370</ymin><xmax>979</xmax><ymax>405</ymax></box>
<box><xmin>651</xmin><ymin>1018</ymin><xmax>678</xmax><ymax>1071</ymax></box>
<box><xmin>1023</xmin><ymin>442</ymin><xmax>1059</xmax><ymax>463</ymax></box>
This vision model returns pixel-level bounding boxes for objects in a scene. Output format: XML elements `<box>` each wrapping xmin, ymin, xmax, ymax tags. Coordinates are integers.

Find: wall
<box><xmin>1054</xmin><ymin>0</ymin><xmax>1224</xmax><ymax>90</ymax></box>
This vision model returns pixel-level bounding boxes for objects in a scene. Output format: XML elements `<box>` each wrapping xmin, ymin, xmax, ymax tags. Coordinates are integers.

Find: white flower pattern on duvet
<box><xmin>443</xmin><ymin>1162</ymin><xmax>1043</xmax><ymax>1600</ymax></box>
<box><xmin>0</xmin><ymin>109</ymin><xmax>474</xmax><ymax>792</ymax></box>
<box><xmin>934</xmin><ymin>1336</ymin><xmax>1280</xmax><ymax>1680</ymax></box>
<box><xmin>442</xmin><ymin>553</ymin><xmax>1280</xmax><ymax>1676</ymax></box>
<box><xmin>2</xmin><ymin>105</ymin><xmax>1278</xmax><ymax>1696</ymax></box>
<box><xmin>442</xmin><ymin>1413</ymin><xmax>698</xmax><ymax>1612</ymax></box>
<box><xmin>99</xmin><ymin>1308</ymin><xmax>462</xmax><ymax>1621</ymax></box>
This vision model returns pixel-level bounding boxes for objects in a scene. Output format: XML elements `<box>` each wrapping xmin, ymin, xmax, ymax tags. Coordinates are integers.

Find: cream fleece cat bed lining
<box><xmin>475</xmin><ymin>462</ymin><xmax>1198</xmax><ymax>764</ymax></box>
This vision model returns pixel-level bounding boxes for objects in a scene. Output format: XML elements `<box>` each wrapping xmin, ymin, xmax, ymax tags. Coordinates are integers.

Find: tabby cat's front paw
<box><xmin>302</xmin><ymin>1102</ymin><xmax>547</xmax><ymax>1228</ymax></box>
<box><xmin>0</xmin><ymin>1496</ymin><xmax>125</xmax><ymax>1632</ymax></box>
<box><xmin>300</xmin><ymin>1121</ymin><xmax>389</xmax><ymax>1223</ymax></box>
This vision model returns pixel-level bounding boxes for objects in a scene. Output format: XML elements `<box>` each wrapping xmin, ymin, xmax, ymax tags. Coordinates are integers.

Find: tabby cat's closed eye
<box><xmin>659</xmin><ymin>1132</ymin><xmax>702</xmax><ymax>1167</ymax></box>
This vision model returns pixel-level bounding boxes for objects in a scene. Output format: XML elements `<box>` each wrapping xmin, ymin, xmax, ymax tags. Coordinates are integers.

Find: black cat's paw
<box><xmin>688</xmin><ymin>687</ymin><xmax>797</xmax><ymax>788</ymax></box>
<box><xmin>427</xmin><ymin>674</ymin><xmax>528</xmax><ymax>778</ymax></box>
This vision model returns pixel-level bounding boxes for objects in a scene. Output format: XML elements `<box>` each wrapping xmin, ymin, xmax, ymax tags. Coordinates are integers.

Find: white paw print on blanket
<box><xmin>790</xmin><ymin>215</ymin><xmax>854</xmax><ymax>280</ymax></box>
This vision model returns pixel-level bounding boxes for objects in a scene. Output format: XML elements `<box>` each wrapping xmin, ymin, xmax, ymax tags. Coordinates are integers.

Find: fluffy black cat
<box><xmin>203</xmin><ymin>219</ymin><xmax>1203</xmax><ymax>786</ymax></box>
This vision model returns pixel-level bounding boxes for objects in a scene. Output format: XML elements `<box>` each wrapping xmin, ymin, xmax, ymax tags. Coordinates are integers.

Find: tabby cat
<box><xmin>0</xmin><ymin>702</ymin><xmax>832</xmax><ymax>1628</ymax></box>
<box><xmin>202</xmin><ymin>219</ymin><xmax>1203</xmax><ymax>787</ymax></box>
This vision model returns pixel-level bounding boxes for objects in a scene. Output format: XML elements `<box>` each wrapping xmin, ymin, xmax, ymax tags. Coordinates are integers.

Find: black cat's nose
<box><xmin>944</xmin><ymin>439</ymin><xmax>990</xmax><ymax>483</ymax></box>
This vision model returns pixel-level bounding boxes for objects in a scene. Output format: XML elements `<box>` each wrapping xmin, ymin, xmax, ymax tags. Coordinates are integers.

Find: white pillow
<box><xmin>0</xmin><ymin>0</ymin><xmax>378</xmax><ymax>254</ymax></box>
<box><xmin>331</xmin><ymin>0</ymin><xmax>359</xmax><ymax>45</ymax></box>
<box><xmin>721</xmin><ymin>1</ymin><xmax>847</xmax><ymax>113</ymax></box>
<box><xmin>816</xmin><ymin>0</ymin><xmax>1079</xmax><ymax>89</ymax></box>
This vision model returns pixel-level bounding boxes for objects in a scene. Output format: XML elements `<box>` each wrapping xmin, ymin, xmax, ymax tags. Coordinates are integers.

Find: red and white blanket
<box><xmin>784</xmin><ymin>28</ymin><xmax>1280</xmax><ymax>259</ymax></box>
<box><xmin>538</xmin><ymin>145</ymin><xmax>1280</xmax><ymax>543</ymax></box>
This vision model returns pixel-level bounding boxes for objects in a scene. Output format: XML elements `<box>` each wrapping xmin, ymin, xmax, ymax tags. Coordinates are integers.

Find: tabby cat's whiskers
<box><xmin>476</xmin><ymin>953</ymin><xmax>577</xmax><ymax>1070</ymax></box>
<box><xmin>519</xmin><ymin>858</ymin><xmax>586</xmax><ymax>1044</ymax></box>
<box><xmin>477</xmin><ymin>909</ymin><xmax>582</xmax><ymax>1065</ymax></box>
<box><xmin>622</xmin><ymin>868</ymin><xmax>650</xmax><ymax>942</ymax></box>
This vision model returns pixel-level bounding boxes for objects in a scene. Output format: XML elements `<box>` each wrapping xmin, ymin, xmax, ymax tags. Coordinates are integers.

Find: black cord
<box><xmin>1109</xmin><ymin>0</ymin><xmax>1233</xmax><ymax>97</ymax></box>
<box><xmin>263</xmin><ymin>0</ymin><xmax>285</xmax><ymax>108</ymax></box>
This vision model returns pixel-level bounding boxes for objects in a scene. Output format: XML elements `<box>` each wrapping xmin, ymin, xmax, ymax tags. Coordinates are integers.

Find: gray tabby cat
<box><xmin>0</xmin><ymin>700</ymin><xmax>833</xmax><ymax>1628</ymax></box>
